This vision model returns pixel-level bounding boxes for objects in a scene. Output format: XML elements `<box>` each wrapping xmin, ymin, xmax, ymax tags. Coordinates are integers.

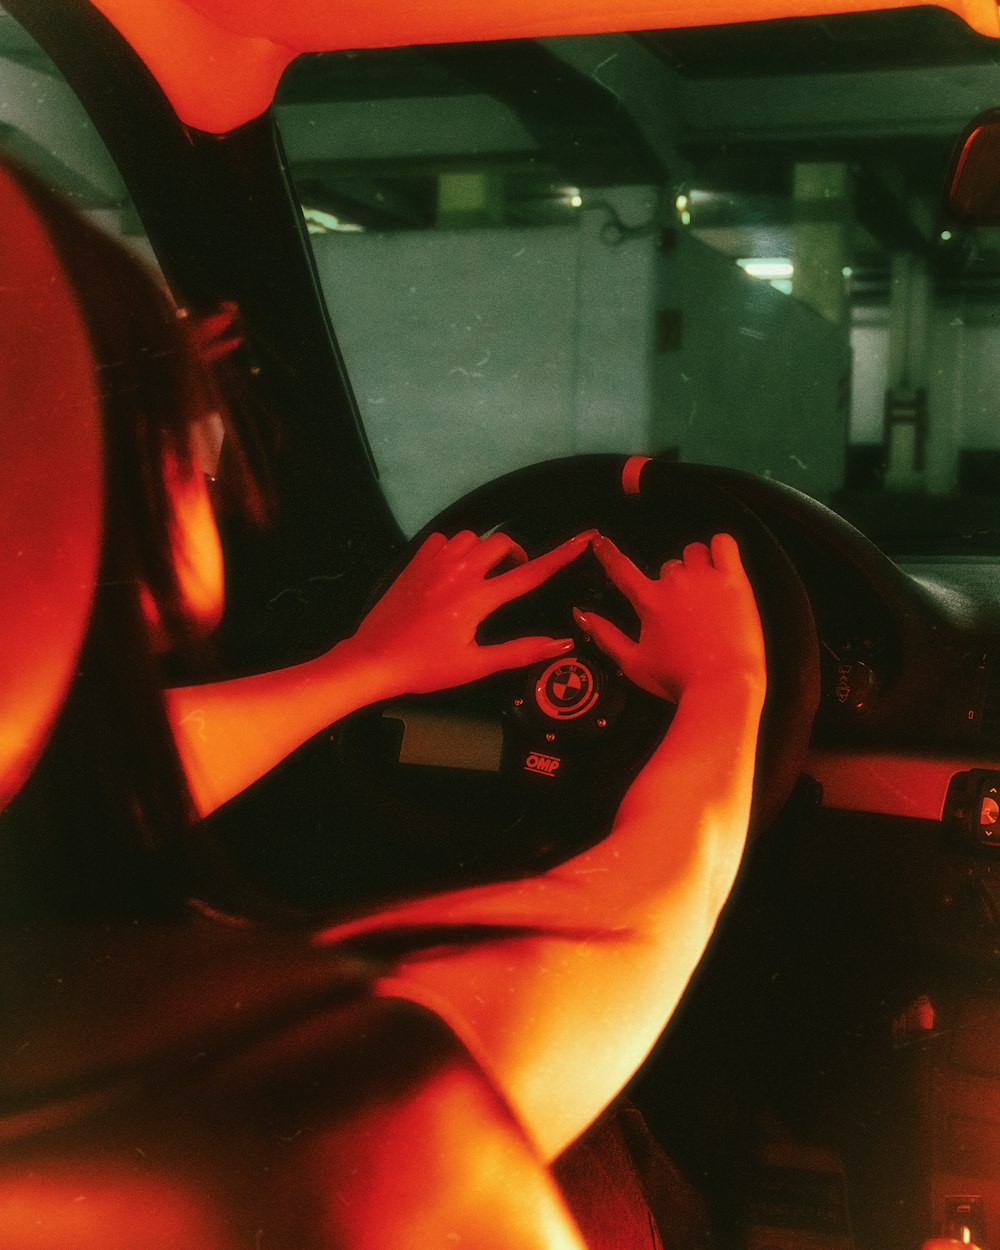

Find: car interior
<box><xmin>4</xmin><ymin>0</ymin><xmax>1000</xmax><ymax>1246</ymax></box>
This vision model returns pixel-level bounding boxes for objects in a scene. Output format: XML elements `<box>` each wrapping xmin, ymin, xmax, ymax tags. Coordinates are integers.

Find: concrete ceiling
<box><xmin>4</xmin><ymin>4</ymin><xmax>1000</xmax><ymax>288</ymax></box>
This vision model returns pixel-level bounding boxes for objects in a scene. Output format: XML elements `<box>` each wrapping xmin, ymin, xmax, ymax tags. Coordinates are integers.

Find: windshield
<box><xmin>273</xmin><ymin>7</ymin><xmax>1000</xmax><ymax>554</ymax></box>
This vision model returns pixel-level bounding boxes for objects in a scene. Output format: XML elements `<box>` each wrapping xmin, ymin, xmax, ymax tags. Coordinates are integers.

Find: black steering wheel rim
<box><xmin>328</xmin><ymin>454</ymin><xmax>819</xmax><ymax>909</ymax></box>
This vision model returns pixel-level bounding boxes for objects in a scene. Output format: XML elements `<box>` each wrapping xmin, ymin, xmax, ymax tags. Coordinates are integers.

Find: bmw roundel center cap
<box><xmin>535</xmin><ymin>657</ymin><xmax>600</xmax><ymax>721</ymax></box>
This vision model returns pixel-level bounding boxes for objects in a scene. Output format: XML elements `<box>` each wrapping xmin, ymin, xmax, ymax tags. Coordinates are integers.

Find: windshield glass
<box><xmin>273</xmin><ymin>7</ymin><xmax>1000</xmax><ymax>554</ymax></box>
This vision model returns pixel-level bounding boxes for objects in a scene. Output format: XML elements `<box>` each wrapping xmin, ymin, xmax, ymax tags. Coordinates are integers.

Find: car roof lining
<box><xmin>85</xmin><ymin>0</ymin><xmax>1000</xmax><ymax>134</ymax></box>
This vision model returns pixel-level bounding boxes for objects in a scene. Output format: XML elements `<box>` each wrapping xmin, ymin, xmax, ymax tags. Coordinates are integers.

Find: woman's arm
<box><xmin>168</xmin><ymin>530</ymin><xmax>592</xmax><ymax>816</ymax></box>
<box><xmin>316</xmin><ymin>532</ymin><xmax>766</xmax><ymax>1162</ymax></box>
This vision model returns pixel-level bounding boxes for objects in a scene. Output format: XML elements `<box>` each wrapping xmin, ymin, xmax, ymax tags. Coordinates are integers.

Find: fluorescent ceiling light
<box><xmin>737</xmin><ymin>258</ymin><xmax>793</xmax><ymax>280</ymax></box>
<box><xmin>302</xmin><ymin>206</ymin><xmax>364</xmax><ymax>234</ymax></box>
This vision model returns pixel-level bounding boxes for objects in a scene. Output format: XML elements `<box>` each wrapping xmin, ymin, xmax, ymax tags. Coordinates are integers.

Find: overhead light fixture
<box><xmin>570</xmin><ymin>193</ymin><xmax>583</xmax><ymax>208</ymax></box>
<box><xmin>737</xmin><ymin>258</ymin><xmax>794</xmax><ymax>280</ymax></box>
<box><xmin>302</xmin><ymin>207</ymin><xmax>365</xmax><ymax>234</ymax></box>
<box><xmin>940</xmin><ymin>229</ymin><xmax>953</xmax><ymax>241</ymax></box>
<box><xmin>675</xmin><ymin>194</ymin><xmax>689</xmax><ymax>211</ymax></box>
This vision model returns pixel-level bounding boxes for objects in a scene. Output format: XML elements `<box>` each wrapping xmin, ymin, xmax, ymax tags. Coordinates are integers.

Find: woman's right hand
<box><xmin>574</xmin><ymin>532</ymin><xmax>766</xmax><ymax>704</ymax></box>
<box><xmin>343</xmin><ymin>528</ymin><xmax>594</xmax><ymax>699</ymax></box>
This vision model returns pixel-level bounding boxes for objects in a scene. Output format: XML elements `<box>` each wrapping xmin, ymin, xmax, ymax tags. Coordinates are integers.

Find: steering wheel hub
<box><xmin>535</xmin><ymin>657</ymin><xmax>600</xmax><ymax>720</ymax></box>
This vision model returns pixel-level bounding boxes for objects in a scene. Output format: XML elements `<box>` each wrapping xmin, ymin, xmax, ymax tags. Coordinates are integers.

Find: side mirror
<box><xmin>946</xmin><ymin>108</ymin><xmax>1000</xmax><ymax>224</ymax></box>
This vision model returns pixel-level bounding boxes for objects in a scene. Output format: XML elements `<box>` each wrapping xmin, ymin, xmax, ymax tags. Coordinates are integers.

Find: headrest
<box><xmin>0</xmin><ymin>162</ymin><xmax>103</xmax><ymax>808</ymax></box>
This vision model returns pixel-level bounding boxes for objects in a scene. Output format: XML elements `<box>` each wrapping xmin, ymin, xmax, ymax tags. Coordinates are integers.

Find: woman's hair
<box><xmin>0</xmin><ymin>163</ymin><xmax>268</xmax><ymax>923</ymax></box>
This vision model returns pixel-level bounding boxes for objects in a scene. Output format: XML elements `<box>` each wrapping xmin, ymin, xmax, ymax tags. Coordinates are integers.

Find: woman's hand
<box><xmin>346</xmin><ymin>529</ymin><xmax>595</xmax><ymax>697</ymax></box>
<box><xmin>575</xmin><ymin>532</ymin><xmax>766</xmax><ymax>703</ymax></box>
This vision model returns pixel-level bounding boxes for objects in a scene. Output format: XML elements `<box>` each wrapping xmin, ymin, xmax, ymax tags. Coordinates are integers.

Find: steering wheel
<box><xmin>330</xmin><ymin>455</ymin><xmax>819</xmax><ymax>907</ymax></box>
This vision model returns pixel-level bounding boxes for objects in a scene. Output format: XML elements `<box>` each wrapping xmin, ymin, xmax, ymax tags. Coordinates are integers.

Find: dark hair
<box><xmin>0</xmin><ymin>163</ymin><xmax>267</xmax><ymax>923</ymax></box>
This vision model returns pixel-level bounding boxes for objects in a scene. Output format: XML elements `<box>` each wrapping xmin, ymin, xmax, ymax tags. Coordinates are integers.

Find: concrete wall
<box><xmin>314</xmin><ymin>187</ymin><xmax>659</xmax><ymax>534</ymax></box>
<box><xmin>316</xmin><ymin>207</ymin><xmax>854</xmax><ymax>533</ymax></box>
<box><xmin>316</xmin><ymin>225</ymin><xmax>583</xmax><ymax>535</ymax></box>
<box><xmin>928</xmin><ymin>302</ymin><xmax>1000</xmax><ymax>494</ymax></box>
<box><xmin>851</xmin><ymin>299</ymin><xmax>1000</xmax><ymax>494</ymax></box>
<box><xmin>652</xmin><ymin>235</ymin><xmax>850</xmax><ymax>502</ymax></box>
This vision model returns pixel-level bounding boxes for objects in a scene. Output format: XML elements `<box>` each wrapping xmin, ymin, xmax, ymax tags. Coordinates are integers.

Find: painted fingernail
<box><xmin>572</xmin><ymin>607</ymin><xmax>591</xmax><ymax>630</ymax></box>
<box><xmin>554</xmin><ymin>637</ymin><xmax>575</xmax><ymax>652</ymax></box>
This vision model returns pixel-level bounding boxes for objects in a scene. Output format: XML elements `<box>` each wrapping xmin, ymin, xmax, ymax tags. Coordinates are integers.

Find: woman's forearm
<box><xmin>166</xmin><ymin>637</ymin><xmax>395</xmax><ymax>817</ymax></box>
<box><xmin>318</xmin><ymin>671</ymin><xmax>764</xmax><ymax>1161</ymax></box>
<box><xmin>174</xmin><ymin>526</ymin><xmax>766</xmax><ymax>1160</ymax></box>
<box><xmin>168</xmin><ymin>532</ymin><xmax>589</xmax><ymax>817</ymax></box>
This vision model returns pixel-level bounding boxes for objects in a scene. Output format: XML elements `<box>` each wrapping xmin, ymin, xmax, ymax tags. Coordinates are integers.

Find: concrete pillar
<box><xmin>792</xmin><ymin>162</ymin><xmax>852</xmax><ymax>328</ymax></box>
<box><xmin>924</xmin><ymin>299</ymin><xmax>963</xmax><ymax>496</ymax></box>
<box><xmin>884</xmin><ymin>251</ymin><xmax>931</xmax><ymax>490</ymax></box>
<box><xmin>437</xmin><ymin>171</ymin><xmax>505</xmax><ymax>228</ymax></box>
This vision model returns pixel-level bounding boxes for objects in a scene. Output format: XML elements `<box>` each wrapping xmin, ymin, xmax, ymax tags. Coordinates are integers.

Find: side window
<box><xmin>0</xmin><ymin>10</ymin><xmax>158</xmax><ymax>266</ymax></box>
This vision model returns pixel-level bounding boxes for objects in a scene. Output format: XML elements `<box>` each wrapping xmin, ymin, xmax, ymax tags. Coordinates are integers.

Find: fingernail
<box><xmin>572</xmin><ymin>529</ymin><xmax>596</xmax><ymax>546</ymax></box>
<box><xmin>572</xmin><ymin>607</ymin><xmax>591</xmax><ymax>630</ymax></box>
<box><xmin>554</xmin><ymin>637</ymin><xmax>575</xmax><ymax>652</ymax></box>
<box><xmin>592</xmin><ymin>535</ymin><xmax>607</xmax><ymax>553</ymax></box>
